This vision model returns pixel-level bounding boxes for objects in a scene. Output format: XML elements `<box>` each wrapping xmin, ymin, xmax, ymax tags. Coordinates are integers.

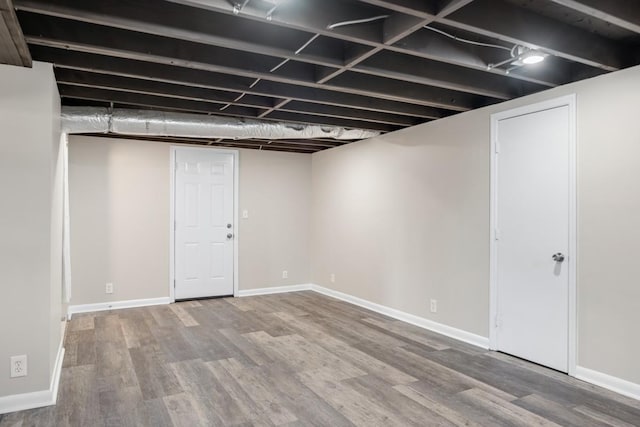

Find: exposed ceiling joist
<box><xmin>19</xmin><ymin>12</ymin><xmax>483</xmax><ymax>113</ymax></box>
<box><xmin>441</xmin><ymin>0</ymin><xmax>627</xmax><ymax>71</ymax></box>
<box><xmin>161</xmin><ymin>0</ymin><xmax>564</xmax><ymax>86</ymax></box>
<box><xmin>88</xmin><ymin>132</ymin><xmax>330</xmax><ymax>153</ymax></box>
<box><xmin>57</xmin><ymin>68</ymin><xmax>417</xmax><ymax>127</ymax></box>
<box><xmin>14</xmin><ymin>0</ymin><xmax>345</xmax><ymax>67</ymax></box>
<box><xmin>354</xmin><ymin>0</ymin><xmax>437</xmax><ymax>17</ymax></box>
<box><xmin>547</xmin><ymin>0</ymin><xmax>640</xmax><ymax>35</ymax></box>
<box><xmin>0</xmin><ymin>0</ymin><xmax>30</xmax><ymax>66</ymax></box>
<box><xmin>34</xmin><ymin>46</ymin><xmax>442</xmax><ymax>120</ymax></box>
<box><xmin>13</xmin><ymin>2</ymin><xmax>520</xmax><ymax>106</ymax></box>
<box><xmin>11</xmin><ymin>0</ymin><xmax>640</xmax><ymax>153</ymax></box>
<box><xmin>58</xmin><ymin>85</ymin><xmax>400</xmax><ymax>133</ymax></box>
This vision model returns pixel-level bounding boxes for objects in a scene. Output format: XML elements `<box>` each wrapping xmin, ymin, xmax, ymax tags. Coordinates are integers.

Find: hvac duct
<box><xmin>61</xmin><ymin>107</ymin><xmax>381</xmax><ymax>140</ymax></box>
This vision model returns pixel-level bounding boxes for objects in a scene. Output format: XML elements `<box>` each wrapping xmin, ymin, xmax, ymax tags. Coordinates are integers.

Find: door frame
<box><xmin>169</xmin><ymin>146</ymin><xmax>240</xmax><ymax>302</ymax></box>
<box><xmin>489</xmin><ymin>94</ymin><xmax>577</xmax><ymax>375</ymax></box>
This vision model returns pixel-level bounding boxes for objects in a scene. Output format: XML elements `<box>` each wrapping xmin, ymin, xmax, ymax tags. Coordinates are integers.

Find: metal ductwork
<box><xmin>61</xmin><ymin>107</ymin><xmax>381</xmax><ymax>141</ymax></box>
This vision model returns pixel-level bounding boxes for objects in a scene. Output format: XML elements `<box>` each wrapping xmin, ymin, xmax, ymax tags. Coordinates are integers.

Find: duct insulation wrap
<box><xmin>61</xmin><ymin>107</ymin><xmax>110</xmax><ymax>133</ymax></box>
<box><xmin>61</xmin><ymin>107</ymin><xmax>381</xmax><ymax>140</ymax></box>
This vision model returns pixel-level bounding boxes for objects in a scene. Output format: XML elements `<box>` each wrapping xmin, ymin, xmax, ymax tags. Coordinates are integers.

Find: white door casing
<box><xmin>172</xmin><ymin>147</ymin><xmax>238</xmax><ymax>300</ymax></box>
<box><xmin>490</xmin><ymin>95</ymin><xmax>577</xmax><ymax>374</ymax></box>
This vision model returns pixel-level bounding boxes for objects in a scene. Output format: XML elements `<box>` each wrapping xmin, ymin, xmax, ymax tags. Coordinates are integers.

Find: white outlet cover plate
<box><xmin>10</xmin><ymin>355</ymin><xmax>27</xmax><ymax>378</ymax></box>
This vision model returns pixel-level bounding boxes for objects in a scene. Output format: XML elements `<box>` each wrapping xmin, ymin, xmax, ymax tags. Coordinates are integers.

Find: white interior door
<box><xmin>494</xmin><ymin>103</ymin><xmax>572</xmax><ymax>372</ymax></box>
<box><xmin>174</xmin><ymin>149</ymin><xmax>235</xmax><ymax>299</ymax></box>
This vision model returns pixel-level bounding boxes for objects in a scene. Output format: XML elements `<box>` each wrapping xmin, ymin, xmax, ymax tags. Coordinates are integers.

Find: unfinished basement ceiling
<box><xmin>11</xmin><ymin>0</ymin><xmax>640</xmax><ymax>153</ymax></box>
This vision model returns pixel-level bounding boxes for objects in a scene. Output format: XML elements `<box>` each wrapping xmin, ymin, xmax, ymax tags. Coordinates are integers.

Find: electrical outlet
<box><xmin>242</xmin><ymin>209</ymin><xmax>249</xmax><ymax>219</ymax></box>
<box><xmin>430</xmin><ymin>299</ymin><xmax>438</xmax><ymax>313</ymax></box>
<box><xmin>330</xmin><ymin>273</ymin><xmax>335</xmax><ymax>283</ymax></box>
<box><xmin>10</xmin><ymin>355</ymin><xmax>27</xmax><ymax>378</ymax></box>
<box><xmin>282</xmin><ymin>270</ymin><xmax>288</xmax><ymax>279</ymax></box>
<box><xmin>105</xmin><ymin>282</ymin><xmax>114</xmax><ymax>294</ymax></box>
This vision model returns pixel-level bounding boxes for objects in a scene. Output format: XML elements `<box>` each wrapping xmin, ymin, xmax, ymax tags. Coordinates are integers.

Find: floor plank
<box><xmin>2</xmin><ymin>291</ymin><xmax>639</xmax><ymax>426</ymax></box>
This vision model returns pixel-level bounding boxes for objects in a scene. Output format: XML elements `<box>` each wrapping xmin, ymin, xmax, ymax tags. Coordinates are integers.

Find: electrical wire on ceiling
<box><xmin>323</xmin><ymin>15</ymin><xmax>536</xmax><ymax>69</ymax></box>
<box><xmin>225</xmin><ymin>3</ymin><xmax>547</xmax><ymax>112</ymax></box>
<box><xmin>326</xmin><ymin>15</ymin><xmax>389</xmax><ymax>30</ymax></box>
<box><xmin>422</xmin><ymin>25</ymin><xmax>514</xmax><ymax>53</ymax></box>
<box><xmin>235</xmin><ymin>0</ymin><xmax>547</xmax><ymax>72</ymax></box>
<box><xmin>295</xmin><ymin>34</ymin><xmax>320</xmax><ymax>54</ymax></box>
<box><xmin>421</xmin><ymin>25</ymin><xmax>548</xmax><ymax>71</ymax></box>
<box><xmin>219</xmin><ymin>3</ymin><xmax>320</xmax><ymax>112</ymax></box>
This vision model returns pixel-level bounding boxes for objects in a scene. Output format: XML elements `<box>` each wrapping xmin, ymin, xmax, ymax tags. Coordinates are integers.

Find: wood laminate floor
<box><xmin>2</xmin><ymin>291</ymin><xmax>639</xmax><ymax>426</ymax></box>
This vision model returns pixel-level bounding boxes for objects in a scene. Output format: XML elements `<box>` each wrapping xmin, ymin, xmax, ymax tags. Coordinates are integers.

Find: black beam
<box><xmin>280</xmin><ymin>100</ymin><xmax>421</xmax><ymax>127</ymax></box>
<box><xmin>58</xmin><ymin>84</ymin><xmax>263</xmax><ymax>118</ymax></box>
<box><xmin>441</xmin><ymin>0</ymin><xmax>626</xmax><ymax>71</ymax></box>
<box><xmin>164</xmin><ymin>0</ymin><xmax>564</xmax><ymax>88</ymax></box>
<box><xmin>33</xmin><ymin>46</ymin><xmax>444</xmax><ymax>120</ymax></box>
<box><xmin>18</xmin><ymin>12</ymin><xmax>478</xmax><ymax>111</ymax></box>
<box><xmin>264</xmin><ymin>110</ymin><xmax>401</xmax><ymax>133</ymax></box>
<box><xmin>14</xmin><ymin>0</ymin><xmax>344</xmax><ymax>67</ymax></box>
<box><xmin>80</xmin><ymin>132</ymin><xmax>334</xmax><ymax>153</ymax></box>
<box><xmin>354</xmin><ymin>50</ymin><xmax>549</xmax><ymax>99</ymax></box>
<box><xmin>56</xmin><ymin>68</ymin><xmax>417</xmax><ymax>127</ymax></box>
<box><xmin>0</xmin><ymin>0</ymin><xmax>31</xmax><ymax>66</ymax></box>
<box><xmin>55</xmin><ymin>68</ymin><xmax>278</xmax><ymax>109</ymax></box>
<box><xmin>353</xmin><ymin>0</ymin><xmax>437</xmax><ymax>17</ymax></box>
<box><xmin>547</xmin><ymin>0</ymin><xmax>640</xmax><ymax>35</ymax></box>
<box><xmin>326</xmin><ymin>71</ymin><xmax>498</xmax><ymax>111</ymax></box>
<box><xmin>314</xmin><ymin>0</ymin><xmax>477</xmax><ymax>87</ymax></box>
<box><xmin>58</xmin><ymin>85</ymin><xmax>396</xmax><ymax>132</ymax></box>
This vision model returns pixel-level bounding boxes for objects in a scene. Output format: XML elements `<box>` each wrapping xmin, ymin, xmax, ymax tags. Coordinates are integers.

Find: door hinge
<box><xmin>495</xmin><ymin>314</ymin><xmax>501</xmax><ymax>328</ymax></box>
<box><xmin>173</xmin><ymin>279</ymin><xmax>176</xmax><ymax>288</ymax></box>
<box><xmin>494</xmin><ymin>228</ymin><xmax>501</xmax><ymax>240</ymax></box>
<box><xmin>494</xmin><ymin>140</ymin><xmax>500</xmax><ymax>154</ymax></box>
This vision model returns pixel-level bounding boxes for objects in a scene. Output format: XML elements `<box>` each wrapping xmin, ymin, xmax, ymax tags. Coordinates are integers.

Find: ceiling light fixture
<box><xmin>521</xmin><ymin>51</ymin><xmax>546</xmax><ymax>65</ymax></box>
<box><xmin>419</xmin><ymin>27</ymin><xmax>549</xmax><ymax>72</ymax></box>
<box><xmin>489</xmin><ymin>46</ymin><xmax>548</xmax><ymax>72</ymax></box>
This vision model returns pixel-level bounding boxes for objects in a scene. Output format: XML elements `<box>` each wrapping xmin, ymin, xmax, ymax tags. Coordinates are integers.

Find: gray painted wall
<box><xmin>68</xmin><ymin>137</ymin><xmax>312</xmax><ymax>304</ymax></box>
<box><xmin>0</xmin><ymin>62</ymin><xmax>62</xmax><ymax>398</ymax></box>
<box><xmin>311</xmin><ymin>64</ymin><xmax>640</xmax><ymax>385</ymax></box>
<box><xmin>66</xmin><ymin>64</ymin><xmax>640</xmax><ymax>389</ymax></box>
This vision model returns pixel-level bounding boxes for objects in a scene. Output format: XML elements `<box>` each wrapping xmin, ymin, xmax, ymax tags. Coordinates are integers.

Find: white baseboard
<box><xmin>236</xmin><ymin>284</ymin><xmax>312</xmax><ymax>297</ymax></box>
<box><xmin>310</xmin><ymin>284</ymin><xmax>490</xmax><ymax>349</ymax></box>
<box><xmin>575</xmin><ymin>366</ymin><xmax>640</xmax><ymax>401</ymax></box>
<box><xmin>0</xmin><ymin>338</ymin><xmax>65</xmax><ymax>415</ymax></box>
<box><xmin>50</xmin><ymin>339</ymin><xmax>65</xmax><ymax>407</ymax></box>
<box><xmin>59</xmin><ymin>286</ymin><xmax>640</xmax><ymax>403</ymax></box>
<box><xmin>67</xmin><ymin>296</ymin><xmax>171</xmax><ymax>319</ymax></box>
<box><xmin>233</xmin><ymin>283</ymin><xmax>489</xmax><ymax>349</ymax></box>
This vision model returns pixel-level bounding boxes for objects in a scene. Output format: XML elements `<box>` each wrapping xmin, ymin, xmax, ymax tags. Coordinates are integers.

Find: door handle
<box><xmin>552</xmin><ymin>253</ymin><xmax>565</xmax><ymax>263</ymax></box>
<box><xmin>227</xmin><ymin>233</ymin><xmax>234</xmax><ymax>240</ymax></box>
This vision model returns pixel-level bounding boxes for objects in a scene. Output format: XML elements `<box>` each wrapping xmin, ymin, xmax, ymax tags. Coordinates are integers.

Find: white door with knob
<box><xmin>491</xmin><ymin>96</ymin><xmax>576</xmax><ymax>373</ymax></box>
<box><xmin>174</xmin><ymin>148</ymin><xmax>236</xmax><ymax>299</ymax></box>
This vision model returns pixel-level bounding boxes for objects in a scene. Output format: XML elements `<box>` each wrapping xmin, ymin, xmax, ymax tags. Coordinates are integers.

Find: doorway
<box><xmin>171</xmin><ymin>147</ymin><xmax>239</xmax><ymax>300</ymax></box>
<box><xmin>490</xmin><ymin>95</ymin><xmax>576</xmax><ymax>374</ymax></box>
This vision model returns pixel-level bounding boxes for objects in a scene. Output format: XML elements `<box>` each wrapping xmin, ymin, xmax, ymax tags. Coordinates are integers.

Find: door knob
<box><xmin>227</xmin><ymin>233</ymin><xmax>234</xmax><ymax>240</ymax></box>
<box><xmin>227</xmin><ymin>223</ymin><xmax>232</xmax><ymax>229</ymax></box>
<box><xmin>552</xmin><ymin>253</ymin><xmax>565</xmax><ymax>263</ymax></box>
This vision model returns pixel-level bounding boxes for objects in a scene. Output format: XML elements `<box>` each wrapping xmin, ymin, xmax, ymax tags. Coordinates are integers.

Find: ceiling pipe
<box><xmin>61</xmin><ymin>107</ymin><xmax>381</xmax><ymax>140</ymax></box>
